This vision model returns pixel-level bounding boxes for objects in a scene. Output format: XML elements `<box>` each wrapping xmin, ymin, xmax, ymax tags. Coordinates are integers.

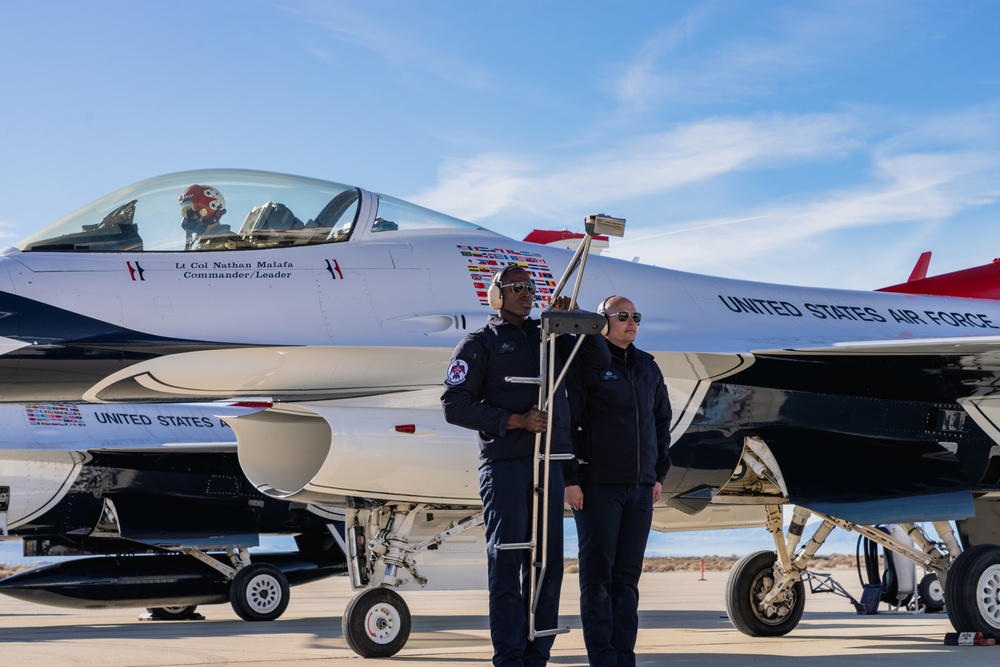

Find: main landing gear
<box><xmin>724</xmin><ymin>504</ymin><xmax>969</xmax><ymax>636</ymax></box>
<box><xmin>726</xmin><ymin>549</ymin><xmax>805</xmax><ymax>636</ymax></box>
<box><xmin>944</xmin><ymin>544</ymin><xmax>1000</xmax><ymax>635</ymax></box>
<box><xmin>229</xmin><ymin>562</ymin><xmax>290</xmax><ymax>621</ymax></box>
<box><xmin>718</xmin><ymin>437</ymin><xmax>1000</xmax><ymax>637</ymax></box>
<box><xmin>175</xmin><ymin>546</ymin><xmax>291</xmax><ymax>621</ymax></box>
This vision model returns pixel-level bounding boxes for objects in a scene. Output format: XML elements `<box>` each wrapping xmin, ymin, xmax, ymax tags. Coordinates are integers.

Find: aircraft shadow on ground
<box><xmin>0</xmin><ymin>606</ymin><xmax>950</xmax><ymax>637</ymax></box>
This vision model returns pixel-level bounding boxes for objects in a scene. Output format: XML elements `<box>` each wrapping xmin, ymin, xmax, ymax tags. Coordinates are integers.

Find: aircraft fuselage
<box><xmin>6</xmin><ymin>169</ymin><xmax>1000</xmax><ymax>530</ymax></box>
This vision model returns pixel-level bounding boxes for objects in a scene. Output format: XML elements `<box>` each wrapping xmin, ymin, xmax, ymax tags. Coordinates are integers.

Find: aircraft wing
<box><xmin>659</xmin><ymin>338</ymin><xmax>1000</xmax><ymax>527</ymax></box>
<box><xmin>788</xmin><ymin>335</ymin><xmax>1000</xmax><ymax>354</ymax></box>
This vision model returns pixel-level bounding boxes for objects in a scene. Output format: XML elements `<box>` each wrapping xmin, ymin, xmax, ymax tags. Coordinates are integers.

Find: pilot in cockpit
<box><xmin>179</xmin><ymin>185</ymin><xmax>245</xmax><ymax>251</ymax></box>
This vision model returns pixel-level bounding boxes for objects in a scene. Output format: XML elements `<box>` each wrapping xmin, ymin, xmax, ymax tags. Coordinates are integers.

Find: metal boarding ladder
<box><xmin>495</xmin><ymin>214</ymin><xmax>625</xmax><ymax>642</ymax></box>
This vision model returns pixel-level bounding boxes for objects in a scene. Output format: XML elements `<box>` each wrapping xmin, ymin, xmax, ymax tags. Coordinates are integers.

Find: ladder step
<box><xmin>533</xmin><ymin>626</ymin><xmax>571</xmax><ymax>638</ymax></box>
<box><xmin>505</xmin><ymin>375</ymin><xmax>542</xmax><ymax>385</ymax></box>
<box><xmin>495</xmin><ymin>541</ymin><xmax>533</xmax><ymax>551</ymax></box>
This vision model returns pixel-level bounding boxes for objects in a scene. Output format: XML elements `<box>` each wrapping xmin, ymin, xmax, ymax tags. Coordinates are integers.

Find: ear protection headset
<box><xmin>596</xmin><ymin>295</ymin><xmax>617</xmax><ymax>336</ymax></box>
<box><xmin>597</xmin><ymin>295</ymin><xmax>617</xmax><ymax>317</ymax></box>
<box><xmin>488</xmin><ymin>264</ymin><xmax>520</xmax><ymax>310</ymax></box>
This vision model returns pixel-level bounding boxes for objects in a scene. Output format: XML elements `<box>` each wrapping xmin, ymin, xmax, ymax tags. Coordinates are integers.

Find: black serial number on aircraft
<box><xmin>718</xmin><ymin>295</ymin><xmax>1000</xmax><ymax>329</ymax></box>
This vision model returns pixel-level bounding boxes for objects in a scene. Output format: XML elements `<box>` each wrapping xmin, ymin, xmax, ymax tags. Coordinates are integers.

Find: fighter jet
<box><xmin>3</xmin><ymin>169</ymin><xmax>1000</xmax><ymax>654</ymax></box>
<box><xmin>0</xmin><ymin>400</ymin><xmax>346</xmax><ymax>621</ymax></box>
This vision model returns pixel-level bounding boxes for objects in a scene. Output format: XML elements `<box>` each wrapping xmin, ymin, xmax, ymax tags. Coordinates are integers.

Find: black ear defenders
<box><xmin>488</xmin><ymin>264</ymin><xmax>520</xmax><ymax>310</ymax></box>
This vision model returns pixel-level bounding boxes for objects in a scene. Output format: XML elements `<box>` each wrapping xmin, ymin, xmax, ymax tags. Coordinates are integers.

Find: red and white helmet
<box><xmin>179</xmin><ymin>184</ymin><xmax>226</xmax><ymax>223</ymax></box>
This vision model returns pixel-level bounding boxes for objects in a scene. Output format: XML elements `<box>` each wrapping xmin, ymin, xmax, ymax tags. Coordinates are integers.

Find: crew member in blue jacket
<box><xmin>442</xmin><ymin>264</ymin><xmax>609</xmax><ymax>667</ymax></box>
<box><xmin>565</xmin><ymin>294</ymin><xmax>671</xmax><ymax>667</ymax></box>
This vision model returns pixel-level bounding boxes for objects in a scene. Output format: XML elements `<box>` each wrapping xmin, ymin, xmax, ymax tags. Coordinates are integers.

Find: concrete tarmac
<box><xmin>1</xmin><ymin>569</ymin><xmax>997</xmax><ymax>666</ymax></box>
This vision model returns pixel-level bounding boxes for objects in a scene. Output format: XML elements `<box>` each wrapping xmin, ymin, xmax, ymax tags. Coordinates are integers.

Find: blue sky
<box><xmin>0</xmin><ymin>1</ymin><xmax>995</xmax><ymax>558</ymax></box>
<box><xmin>3</xmin><ymin>1</ymin><xmax>1000</xmax><ymax>289</ymax></box>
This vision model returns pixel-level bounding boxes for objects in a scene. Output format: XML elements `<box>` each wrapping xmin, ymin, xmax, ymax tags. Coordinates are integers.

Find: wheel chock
<box><xmin>944</xmin><ymin>632</ymin><xmax>997</xmax><ymax>646</ymax></box>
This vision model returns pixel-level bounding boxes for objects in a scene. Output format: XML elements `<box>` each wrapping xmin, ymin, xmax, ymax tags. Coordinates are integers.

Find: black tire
<box><xmin>918</xmin><ymin>572</ymin><xmax>945</xmax><ymax>613</ymax></box>
<box><xmin>880</xmin><ymin>565</ymin><xmax>898</xmax><ymax>605</ymax></box>
<box><xmin>342</xmin><ymin>588</ymin><xmax>412</xmax><ymax>658</ymax></box>
<box><xmin>229</xmin><ymin>563</ymin><xmax>290</xmax><ymax>622</ymax></box>
<box><xmin>880</xmin><ymin>560</ymin><xmax>913</xmax><ymax>607</ymax></box>
<box><xmin>145</xmin><ymin>605</ymin><xmax>199</xmax><ymax>620</ymax></box>
<box><xmin>725</xmin><ymin>550</ymin><xmax>805</xmax><ymax>637</ymax></box>
<box><xmin>945</xmin><ymin>543</ymin><xmax>1000</xmax><ymax>634</ymax></box>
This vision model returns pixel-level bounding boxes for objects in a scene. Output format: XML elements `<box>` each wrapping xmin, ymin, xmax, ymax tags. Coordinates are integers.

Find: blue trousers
<box><xmin>573</xmin><ymin>484</ymin><xmax>653</xmax><ymax>667</ymax></box>
<box><xmin>480</xmin><ymin>456</ymin><xmax>565</xmax><ymax>667</ymax></box>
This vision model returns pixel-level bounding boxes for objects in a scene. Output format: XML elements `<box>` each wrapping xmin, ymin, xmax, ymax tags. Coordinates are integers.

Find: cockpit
<box><xmin>16</xmin><ymin>169</ymin><xmax>484</xmax><ymax>253</ymax></box>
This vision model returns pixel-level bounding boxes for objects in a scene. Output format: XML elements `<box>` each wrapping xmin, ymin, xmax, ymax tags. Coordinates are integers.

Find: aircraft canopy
<box><xmin>16</xmin><ymin>169</ymin><xmax>483</xmax><ymax>253</ymax></box>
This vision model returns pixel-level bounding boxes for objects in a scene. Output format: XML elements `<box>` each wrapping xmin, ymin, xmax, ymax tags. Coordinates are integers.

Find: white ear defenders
<box><xmin>488</xmin><ymin>265</ymin><xmax>519</xmax><ymax>310</ymax></box>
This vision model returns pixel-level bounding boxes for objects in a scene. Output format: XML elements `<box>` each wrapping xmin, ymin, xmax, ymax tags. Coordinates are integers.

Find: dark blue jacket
<box><xmin>566</xmin><ymin>340</ymin><xmax>671</xmax><ymax>487</ymax></box>
<box><xmin>441</xmin><ymin>314</ymin><xmax>610</xmax><ymax>468</ymax></box>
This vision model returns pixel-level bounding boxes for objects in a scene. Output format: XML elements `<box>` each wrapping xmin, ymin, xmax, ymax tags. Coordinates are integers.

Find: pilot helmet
<box><xmin>179</xmin><ymin>185</ymin><xmax>226</xmax><ymax>226</ymax></box>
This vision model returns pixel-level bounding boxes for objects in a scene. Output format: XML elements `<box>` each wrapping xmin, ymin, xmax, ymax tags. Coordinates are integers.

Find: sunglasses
<box><xmin>608</xmin><ymin>311</ymin><xmax>642</xmax><ymax>323</ymax></box>
<box><xmin>500</xmin><ymin>281</ymin><xmax>536</xmax><ymax>294</ymax></box>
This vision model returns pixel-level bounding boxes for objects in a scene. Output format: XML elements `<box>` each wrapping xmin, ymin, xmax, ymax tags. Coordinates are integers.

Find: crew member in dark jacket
<box><xmin>565</xmin><ymin>294</ymin><xmax>671</xmax><ymax>667</ymax></box>
<box><xmin>442</xmin><ymin>264</ymin><xmax>609</xmax><ymax>667</ymax></box>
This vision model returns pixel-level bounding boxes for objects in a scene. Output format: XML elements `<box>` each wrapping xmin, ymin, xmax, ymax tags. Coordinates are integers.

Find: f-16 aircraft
<box><xmin>3</xmin><ymin>169</ymin><xmax>1000</xmax><ymax>654</ymax></box>
<box><xmin>0</xmin><ymin>400</ymin><xmax>347</xmax><ymax>621</ymax></box>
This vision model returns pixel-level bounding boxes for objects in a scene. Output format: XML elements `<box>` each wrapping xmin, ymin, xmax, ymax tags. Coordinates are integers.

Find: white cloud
<box><xmin>294</xmin><ymin>1</ymin><xmax>492</xmax><ymax>90</ymax></box>
<box><xmin>415</xmin><ymin>111</ymin><xmax>861</xmax><ymax>224</ymax></box>
<box><xmin>613</xmin><ymin>0</ymin><xmax>929</xmax><ymax>113</ymax></box>
<box><xmin>416</xmin><ymin>101</ymin><xmax>1000</xmax><ymax>290</ymax></box>
<box><xmin>614</xmin><ymin>3</ymin><xmax>714</xmax><ymax>113</ymax></box>
<box><xmin>414</xmin><ymin>154</ymin><xmax>539</xmax><ymax>221</ymax></box>
<box><xmin>612</xmin><ymin>147</ymin><xmax>1000</xmax><ymax>286</ymax></box>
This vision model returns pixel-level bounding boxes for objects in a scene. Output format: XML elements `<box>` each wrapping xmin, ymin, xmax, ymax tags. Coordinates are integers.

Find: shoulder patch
<box><xmin>446</xmin><ymin>359</ymin><xmax>469</xmax><ymax>385</ymax></box>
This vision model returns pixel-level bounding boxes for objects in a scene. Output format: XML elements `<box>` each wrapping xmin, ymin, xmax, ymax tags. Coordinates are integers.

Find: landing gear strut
<box><xmin>338</xmin><ymin>504</ymin><xmax>486</xmax><ymax>657</ymax></box>
<box><xmin>719</xmin><ymin>437</ymin><xmax>969</xmax><ymax>637</ymax></box>
<box><xmin>173</xmin><ymin>546</ymin><xmax>291</xmax><ymax>621</ymax></box>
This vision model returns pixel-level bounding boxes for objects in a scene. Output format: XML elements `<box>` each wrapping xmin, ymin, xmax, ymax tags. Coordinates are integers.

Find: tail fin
<box><xmin>906</xmin><ymin>251</ymin><xmax>932</xmax><ymax>282</ymax></box>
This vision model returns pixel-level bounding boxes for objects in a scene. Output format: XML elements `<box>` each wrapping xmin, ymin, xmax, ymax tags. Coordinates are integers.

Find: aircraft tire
<box><xmin>342</xmin><ymin>588</ymin><xmax>411</xmax><ymax>658</ymax></box>
<box><xmin>945</xmin><ymin>543</ymin><xmax>1000</xmax><ymax>634</ymax></box>
<box><xmin>229</xmin><ymin>563</ymin><xmax>290</xmax><ymax>621</ymax></box>
<box><xmin>146</xmin><ymin>605</ymin><xmax>199</xmax><ymax>620</ymax></box>
<box><xmin>725</xmin><ymin>550</ymin><xmax>804</xmax><ymax>637</ymax></box>
<box><xmin>918</xmin><ymin>573</ymin><xmax>945</xmax><ymax>613</ymax></box>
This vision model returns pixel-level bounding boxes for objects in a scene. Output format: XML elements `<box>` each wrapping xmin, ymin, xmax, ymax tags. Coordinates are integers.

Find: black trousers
<box><xmin>573</xmin><ymin>484</ymin><xmax>653</xmax><ymax>667</ymax></box>
<box><xmin>480</xmin><ymin>456</ymin><xmax>565</xmax><ymax>667</ymax></box>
